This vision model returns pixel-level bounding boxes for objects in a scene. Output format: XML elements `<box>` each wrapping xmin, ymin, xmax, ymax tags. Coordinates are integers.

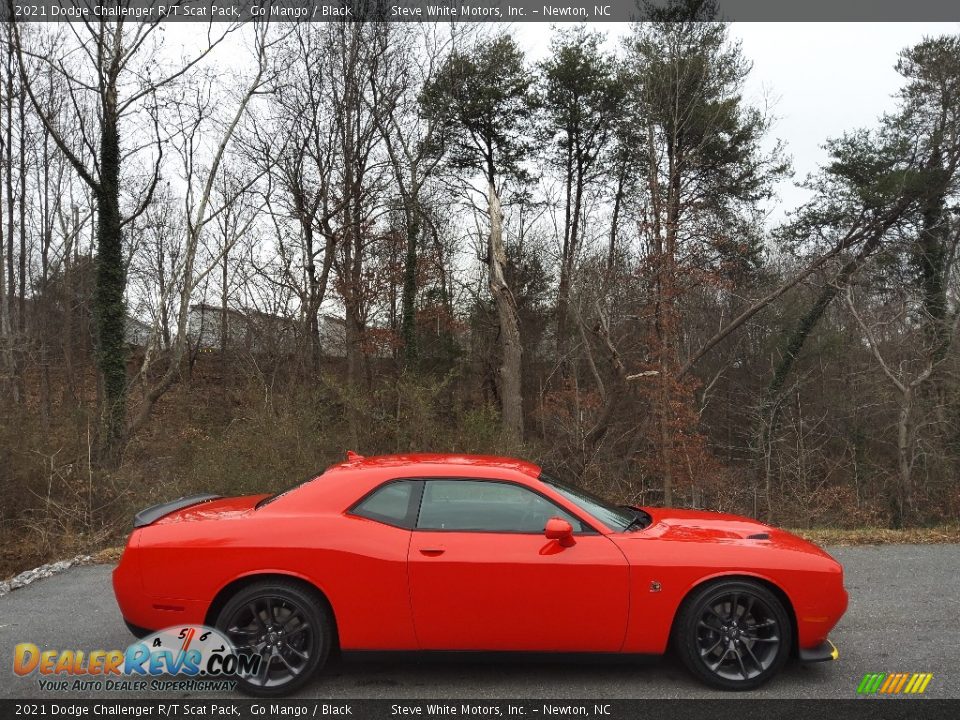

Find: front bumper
<box><xmin>799</xmin><ymin>639</ymin><xmax>839</xmax><ymax>663</ymax></box>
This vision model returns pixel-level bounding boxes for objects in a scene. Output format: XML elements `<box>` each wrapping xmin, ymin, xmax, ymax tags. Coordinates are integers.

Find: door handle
<box><xmin>419</xmin><ymin>548</ymin><xmax>445</xmax><ymax>556</ymax></box>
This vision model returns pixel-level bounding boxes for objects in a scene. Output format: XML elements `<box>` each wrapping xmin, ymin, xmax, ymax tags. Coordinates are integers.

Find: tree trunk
<box><xmin>341</xmin><ymin>184</ymin><xmax>364</xmax><ymax>449</ymax></box>
<box><xmin>220</xmin><ymin>247</ymin><xmax>229</xmax><ymax>358</ymax></box>
<box><xmin>157</xmin><ymin>244</ymin><xmax>170</xmax><ymax>350</ymax></box>
<box><xmin>0</xmin><ymin>90</ymin><xmax>8</xmax><ymax>406</ymax></box>
<box><xmin>915</xmin><ymin>172</ymin><xmax>949</xmax><ymax>361</ymax></box>
<box><xmin>556</xmin><ymin>154</ymin><xmax>586</xmax><ymax>371</ymax></box>
<box><xmin>4</xmin><ymin>38</ymin><xmax>18</xmax><ymax>405</ymax></box>
<box><xmin>293</xmin><ymin>186</ymin><xmax>322</xmax><ymax>371</ymax></box>
<box><xmin>304</xmin><ymin>223</ymin><xmax>321</xmax><ymax>370</ymax></box>
<box><xmin>62</xmin><ymin>205</ymin><xmax>78</xmax><ymax>401</ymax></box>
<box><xmin>487</xmin><ymin>181</ymin><xmax>523</xmax><ymax>445</ymax></box>
<box><xmin>556</xmin><ymin>154</ymin><xmax>574</xmax><ymax>365</ymax></box>
<box><xmin>39</xmin><ymin>131</ymin><xmax>51</xmax><ymax>429</ymax></box>
<box><xmin>17</xmin><ymin>70</ymin><xmax>25</xmax><ymax>340</ymax></box>
<box><xmin>401</xmin><ymin>210</ymin><xmax>419</xmax><ymax>366</ymax></box>
<box><xmin>655</xmin><ymin>142</ymin><xmax>681</xmax><ymax>507</ymax></box>
<box><xmin>894</xmin><ymin>391</ymin><xmax>913</xmax><ymax>529</ymax></box>
<box><xmin>608</xmin><ymin>165</ymin><xmax>626</xmax><ymax>271</ymax></box>
<box><xmin>94</xmin><ymin>93</ymin><xmax>128</xmax><ymax>461</ymax></box>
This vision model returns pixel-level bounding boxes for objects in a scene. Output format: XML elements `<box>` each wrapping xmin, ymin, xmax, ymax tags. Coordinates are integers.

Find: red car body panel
<box><xmin>408</xmin><ymin>530</ymin><xmax>630</xmax><ymax>651</ymax></box>
<box><xmin>113</xmin><ymin>454</ymin><xmax>847</xmax><ymax>656</ymax></box>
<box><xmin>611</xmin><ymin>509</ymin><xmax>847</xmax><ymax>653</ymax></box>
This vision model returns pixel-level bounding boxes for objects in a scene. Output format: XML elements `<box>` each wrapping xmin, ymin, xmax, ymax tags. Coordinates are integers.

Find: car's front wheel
<box><xmin>216</xmin><ymin>580</ymin><xmax>331</xmax><ymax>696</ymax></box>
<box><xmin>674</xmin><ymin>579</ymin><xmax>792</xmax><ymax>690</ymax></box>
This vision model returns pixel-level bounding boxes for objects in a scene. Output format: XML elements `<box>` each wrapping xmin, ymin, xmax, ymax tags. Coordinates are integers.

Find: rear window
<box><xmin>351</xmin><ymin>481</ymin><xmax>420</xmax><ymax>528</ymax></box>
<box><xmin>255</xmin><ymin>473</ymin><xmax>319</xmax><ymax>509</ymax></box>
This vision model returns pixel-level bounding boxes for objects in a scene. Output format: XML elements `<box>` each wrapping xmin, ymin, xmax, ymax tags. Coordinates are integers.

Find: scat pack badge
<box><xmin>13</xmin><ymin>625</ymin><xmax>260</xmax><ymax>691</ymax></box>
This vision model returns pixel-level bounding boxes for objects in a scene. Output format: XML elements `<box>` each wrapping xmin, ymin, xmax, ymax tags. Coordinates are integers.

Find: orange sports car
<box><xmin>113</xmin><ymin>453</ymin><xmax>847</xmax><ymax>695</ymax></box>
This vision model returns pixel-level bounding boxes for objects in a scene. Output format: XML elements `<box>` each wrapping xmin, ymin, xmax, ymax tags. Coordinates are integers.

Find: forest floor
<box><xmin>791</xmin><ymin>526</ymin><xmax>960</xmax><ymax>545</ymax></box>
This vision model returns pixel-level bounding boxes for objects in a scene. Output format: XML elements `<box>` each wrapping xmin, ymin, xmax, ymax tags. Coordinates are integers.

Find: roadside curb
<box><xmin>0</xmin><ymin>554</ymin><xmax>95</xmax><ymax>598</ymax></box>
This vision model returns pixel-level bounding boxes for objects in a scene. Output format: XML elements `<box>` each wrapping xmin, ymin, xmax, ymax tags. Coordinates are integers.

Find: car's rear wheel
<box><xmin>216</xmin><ymin>580</ymin><xmax>331</xmax><ymax>696</ymax></box>
<box><xmin>674</xmin><ymin>579</ymin><xmax>791</xmax><ymax>690</ymax></box>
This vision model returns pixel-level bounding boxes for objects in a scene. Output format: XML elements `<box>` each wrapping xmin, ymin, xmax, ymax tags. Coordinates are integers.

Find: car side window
<box><xmin>417</xmin><ymin>480</ymin><xmax>584</xmax><ymax>533</ymax></box>
<box><xmin>352</xmin><ymin>481</ymin><xmax>419</xmax><ymax>528</ymax></box>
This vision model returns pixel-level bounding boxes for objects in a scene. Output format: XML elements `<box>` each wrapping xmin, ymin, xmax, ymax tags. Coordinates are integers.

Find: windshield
<box><xmin>540</xmin><ymin>474</ymin><xmax>648</xmax><ymax>532</ymax></box>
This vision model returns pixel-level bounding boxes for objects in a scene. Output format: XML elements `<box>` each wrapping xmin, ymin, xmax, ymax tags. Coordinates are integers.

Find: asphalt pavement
<box><xmin>1</xmin><ymin>545</ymin><xmax>957</xmax><ymax>699</ymax></box>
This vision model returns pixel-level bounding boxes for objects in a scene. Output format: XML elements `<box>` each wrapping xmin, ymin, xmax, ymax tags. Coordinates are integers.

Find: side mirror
<box><xmin>544</xmin><ymin>517</ymin><xmax>575</xmax><ymax>547</ymax></box>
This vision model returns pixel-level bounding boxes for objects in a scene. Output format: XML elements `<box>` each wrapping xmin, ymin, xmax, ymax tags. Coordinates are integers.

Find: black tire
<box><xmin>215</xmin><ymin>580</ymin><xmax>332</xmax><ymax>697</ymax></box>
<box><xmin>673</xmin><ymin>579</ymin><xmax>792</xmax><ymax>691</ymax></box>
<box><xmin>123</xmin><ymin>620</ymin><xmax>152</xmax><ymax>639</ymax></box>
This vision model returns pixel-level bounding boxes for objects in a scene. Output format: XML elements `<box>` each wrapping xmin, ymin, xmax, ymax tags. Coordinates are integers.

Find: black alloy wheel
<box><xmin>674</xmin><ymin>579</ymin><xmax>791</xmax><ymax>690</ymax></box>
<box><xmin>216</xmin><ymin>580</ymin><xmax>331</xmax><ymax>696</ymax></box>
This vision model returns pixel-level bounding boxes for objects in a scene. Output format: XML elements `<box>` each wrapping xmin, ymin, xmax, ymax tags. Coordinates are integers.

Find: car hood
<box><xmin>635</xmin><ymin>506</ymin><xmax>835</xmax><ymax>558</ymax></box>
<box><xmin>643</xmin><ymin>507</ymin><xmax>772</xmax><ymax>540</ymax></box>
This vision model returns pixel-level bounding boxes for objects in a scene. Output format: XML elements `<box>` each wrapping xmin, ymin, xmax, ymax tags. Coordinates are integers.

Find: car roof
<box><xmin>326</xmin><ymin>452</ymin><xmax>542</xmax><ymax>479</ymax></box>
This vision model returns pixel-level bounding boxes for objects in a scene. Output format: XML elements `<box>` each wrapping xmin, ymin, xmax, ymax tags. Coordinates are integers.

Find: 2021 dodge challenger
<box><xmin>113</xmin><ymin>453</ymin><xmax>847</xmax><ymax>695</ymax></box>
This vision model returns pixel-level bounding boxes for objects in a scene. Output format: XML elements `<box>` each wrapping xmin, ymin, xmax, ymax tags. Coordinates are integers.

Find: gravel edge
<box><xmin>0</xmin><ymin>554</ymin><xmax>96</xmax><ymax>598</ymax></box>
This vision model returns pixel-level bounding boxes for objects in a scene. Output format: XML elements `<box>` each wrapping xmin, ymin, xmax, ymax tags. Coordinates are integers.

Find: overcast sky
<box><xmin>163</xmin><ymin>21</ymin><xmax>960</xmax><ymax>221</ymax></box>
<box><xmin>150</xmin><ymin>21</ymin><xmax>960</xmax><ymax>310</ymax></box>
<box><xmin>514</xmin><ymin>22</ymin><xmax>960</xmax><ymax>220</ymax></box>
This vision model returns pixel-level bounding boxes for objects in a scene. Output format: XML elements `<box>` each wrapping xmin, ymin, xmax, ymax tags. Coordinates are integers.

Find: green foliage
<box><xmin>779</xmin><ymin>130</ymin><xmax>917</xmax><ymax>253</ymax></box>
<box><xmin>628</xmin><ymin>19</ymin><xmax>789</xmax><ymax>206</ymax></box>
<box><xmin>783</xmin><ymin>35</ymin><xmax>960</xmax><ymax>252</ymax></box>
<box><xmin>896</xmin><ymin>35</ymin><xmax>960</xmax><ymax>126</ymax></box>
<box><xmin>894</xmin><ymin>35</ymin><xmax>960</xmax><ymax>352</ymax></box>
<box><xmin>537</xmin><ymin>26</ymin><xmax>622</xmax><ymax>175</ymax></box>
<box><xmin>642</xmin><ymin>0</ymin><xmax>718</xmax><ymax>22</ymax></box>
<box><xmin>625</xmin><ymin>18</ymin><xmax>790</xmax><ymax>277</ymax></box>
<box><xmin>420</xmin><ymin>34</ymin><xmax>535</xmax><ymax>183</ymax></box>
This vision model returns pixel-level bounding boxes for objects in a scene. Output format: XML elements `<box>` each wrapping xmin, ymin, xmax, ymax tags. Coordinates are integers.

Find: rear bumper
<box><xmin>799</xmin><ymin>639</ymin><xmax>839</xmax><ymax>663</ymax></box>
<box><xmin>114</xmin><ymin>565</ymin><xmax>207</xmax><ymax>632</ymax></box>
<box><xmin>112</xmin><ymin>534</ymin><xmax>207</xmax><ymax>634</ymax></box>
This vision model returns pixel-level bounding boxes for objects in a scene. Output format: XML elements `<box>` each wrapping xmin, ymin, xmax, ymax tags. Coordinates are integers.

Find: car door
<box><xmin>342</xmin><ymin>479</ymin><xmax>421</xmax><ymax>649</ymax></box>
<box><xmin>407</xmin><ymin>478</ymin><xmax>630</xmax><ymax>651</ymax></box>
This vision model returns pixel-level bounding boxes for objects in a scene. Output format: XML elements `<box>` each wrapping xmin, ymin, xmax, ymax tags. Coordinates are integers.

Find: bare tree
<box><xmin>845</xmin><ymin>285</ymin><xmax>960</xmax><ymax>526</ymax></box>
<box><xmin>127</xmin><ymin>25</ymin><xmax>273</xmax><ymax>438</ymax></box>
<box><xmin>248</xmin><ymin>26</ymin><xmax>335</xmax><ymax>370</ymax></box>
<box><xmin>11</xmin><ymin>15</ymin><xmax>234</xmax><ymax>459</ymax></box>
<box><xmin>322</xmin><ymin>21</ymin><xmax>394</xmax><ymax>443</ymax></box>
<box><xmin>421</xmin><ymin>33</ymin><xmax>535</xmax><ymax>444</ymax></box>
<box><xmin>368</xmin><ymin>23</ymin><xmax>453</xmax><ymax>366</ymax></box>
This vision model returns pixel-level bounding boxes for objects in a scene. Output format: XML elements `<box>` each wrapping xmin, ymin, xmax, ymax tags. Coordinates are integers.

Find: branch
<box><xmin>844</xmin><ymin>287</ymin><xmax>907</xmax><ymax>395</ymax></box>
<box><xmin>127</xmin><ymin>25</ymin><xmax>269</xmax><ymax>439</ymax></box>
<box><xmin>117</xmin><ymin>23</ymin><xmax>237</xmax><ymax>115</ymax></box>
<box><xmin>9</xmin><ymin>14</ymin><xmax>100</xmax><ymax>192</ymax></box>
<box><xmin>584</xmin><ymin>301</ymin><xmax>629</xmax><ymax>448</ymax></box>
<box><xmin>571</xmin><ymin>299</ymin><xmax>605</xmax><ymax>401</ymax></box>
<box><xmin>121</xmin><ymin>97</ymin><xmax>164</xmax><ymax>229</ymax></box>
<box><xmin>679</xmin><ymin>227</ymin><xmax>863</xmax><ymax>377</ymax></box>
